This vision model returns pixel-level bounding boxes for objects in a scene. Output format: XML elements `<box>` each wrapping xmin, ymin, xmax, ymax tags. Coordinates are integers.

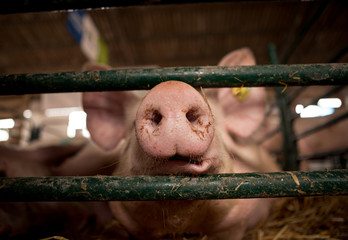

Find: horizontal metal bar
<box><xmin>0</xmin><ymin>170</ymin><xmax>347</xmax><ymax>201</ymax></box>
<box><xmin>0</xmin><ymin>0</ymin><xmax>260</xmax><ymax>14</ymax></box>
<box><xmin>296</xmin><ymin>111</ymin><xmax>348</xmax><ymax>140</ymax></box>
<box><xmin>261</xmin><ymin>86</ymin><xmax>346</xmax><ymax>144</ymax></box>
<box><xmin>1</xmin><ymin>64</ymin><xmax>347</xmax><ymax>95</ymax></box>
<box><xmin>257</xmin><ymin>126</ymin><xmax>280</xmax><ymax>144</ymax></box>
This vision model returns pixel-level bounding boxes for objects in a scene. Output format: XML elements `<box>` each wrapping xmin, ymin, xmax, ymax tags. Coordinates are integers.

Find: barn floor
<box><xmin>36</xmin><ymin>196</ymin><xmax>348</xmax><ymax>240</ymax></box>
<box><xmin>244</xmin><ymin>196</ymin><xmax>348</xmax><ymax>240</ymax></box>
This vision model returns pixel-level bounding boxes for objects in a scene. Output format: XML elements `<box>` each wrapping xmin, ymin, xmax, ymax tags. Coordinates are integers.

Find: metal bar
<box><xmin>296</xmin><ymin>111</ymin><xmax>348</xmax><ymax>140</ymax></box>
<box><xmin>0</xmin><ymin>170</ymin><xmax>347</xmax><ymax>201</ymax></box>
<box><xmin>307</xmin><ymin>85</ymin><xmax>344</xmax><ymax>106</ymax></box>
<box><xmin>257</xmin><ymin>126</ymin><xmax>280</xmax><ymax>144</ymax></box>
<box><xmin>280</xmin><ymin>0</ymin><xmax>329</xmax><ymax>64</ymax></box>
<box><xmin>1</xmin><ymin>64</ymin><xmax>347</xmax><ymax>95</ymax></box>
<box><xmin>0</xmin><ymin>0</ymin><xmax>260</xmax><ymax>14</ymax></box>
<box><xmin>298</xmin><ymin>148</ymin><xmax>348</xmax><ymax>161</ymax></box>
<box><xmin>269</xmin><ymin>43</ymin><xmax>299</xmax><ymax>170</ymax></box>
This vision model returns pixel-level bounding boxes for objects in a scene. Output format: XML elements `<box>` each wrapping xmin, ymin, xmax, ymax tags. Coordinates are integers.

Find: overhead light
<box><xmin>23</xmin><ymin>109</ymin><xmax>32</xmax><ymax>119</ymax></box>
<box><xmin>45</xmin><ymin>107</ymin><xmax>83</xmax><ymax>117</ymax></box>
<box><xmin>67</xmin><ymin>111</ymin><xmax>90</xmax><ymax>138</ymax></box>
<box><xmin>0</xmin><ymin>129</ymin><xmax>9</xmax><ymax>141</ymax></box>
<box><xmin>317</xmin><ymin>98</ymin><xmax>342</xmax><ymax>109</ymax></box>
<box><xmin>295</xmin><ymin>104</ymin><xmax>304</xmax><ymax>114</ymax></box>
<box><xmin>0</xmin><ymin>118</ymin><xmax>15</xmax><ymax>129</ymax></box>
<box><xmin>300</xmin><ymin>105</ymin><xmax>334</xmax><ymax>118</ymax></box>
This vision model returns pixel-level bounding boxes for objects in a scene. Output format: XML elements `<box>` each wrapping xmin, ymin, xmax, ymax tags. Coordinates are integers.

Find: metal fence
<box><xmin>0</xmin><ymin>0</ymin><xmax>347</xmax><ymax>201</ymax></box>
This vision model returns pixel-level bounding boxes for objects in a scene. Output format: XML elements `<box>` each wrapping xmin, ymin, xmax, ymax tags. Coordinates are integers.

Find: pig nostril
<box><xmin>186</xmin><ymin>108</ymin><xmax>199</xmax><ymax>123</ymax></box>
<box><xmin>152</xmin><ymin>110</ymin><xmax>162</xmax><ymax>125</ymax></box>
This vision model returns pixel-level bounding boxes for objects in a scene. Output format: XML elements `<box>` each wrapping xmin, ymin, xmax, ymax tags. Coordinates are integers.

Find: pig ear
<box><xmin>218</xmin><ymin>47</ymin><xmax>256</xmax><ymax>66</ymax></box>
<box><xmin>83</xmin><ymin>91</ymin><xmax>137</xmax><ymax>151</ymax></box>
<box><xmin>82</xmin><ymin>63</ymin><xmax>136</xmax><ymax>151</ymax></box>
<box><xmin>217</xmin><ymin>48</ymin><xmax>266</xmax><ymax>138</ymax></box>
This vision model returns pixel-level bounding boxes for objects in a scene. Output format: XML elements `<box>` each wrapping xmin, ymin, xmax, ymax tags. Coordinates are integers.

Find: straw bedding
<box><xmin>243</xmin><ymin>196</ymin><xmax>348</xmax><ymax>240</ymax></box>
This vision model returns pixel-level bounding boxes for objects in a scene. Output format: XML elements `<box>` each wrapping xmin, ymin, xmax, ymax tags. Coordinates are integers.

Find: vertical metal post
<box><xmin>269</xmin><ymin>43</ymin><xmax>299</xmax><ymax>171</ymax></box>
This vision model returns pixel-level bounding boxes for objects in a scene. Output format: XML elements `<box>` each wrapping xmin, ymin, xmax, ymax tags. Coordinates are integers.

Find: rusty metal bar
<box><xmin>0</xmin><ymin>170</ymin><xmax>347</xmax><ymax>201</ymax></box>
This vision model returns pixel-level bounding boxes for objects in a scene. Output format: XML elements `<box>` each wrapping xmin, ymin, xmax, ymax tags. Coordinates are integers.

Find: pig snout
<box><xmin>135</xmin><ymin>81</ymin><xmax>215</xmax><ymax>161</ymax></box>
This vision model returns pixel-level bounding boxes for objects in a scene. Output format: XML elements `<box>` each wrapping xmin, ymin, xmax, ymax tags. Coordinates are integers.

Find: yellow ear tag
<box><xmin>232</xmin><ymin>87</ymin><xmax>251</xmax><ymax>101</ymax></box>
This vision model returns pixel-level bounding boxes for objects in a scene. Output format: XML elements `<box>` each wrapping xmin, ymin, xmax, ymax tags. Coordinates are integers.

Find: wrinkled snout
<box><xmin>135</xmin><ymin>81</ymin><xmax>214</xmax><ymax>159</ymax></box>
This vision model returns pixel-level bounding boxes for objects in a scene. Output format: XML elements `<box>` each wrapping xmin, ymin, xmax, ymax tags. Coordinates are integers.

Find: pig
<box><xmin>0</xmin><ymin>48</ymin><xmax>279</xmax><ymax>240</ymax></box>
<box><xmin>0</xmin><ymin>144</ymin><xmax>128</xmax><ymax>239</ymax></box>
<box><xmin>81</xmin><ymin>47</ymin><xmax>280</xmax><ymax>240</ymax></box>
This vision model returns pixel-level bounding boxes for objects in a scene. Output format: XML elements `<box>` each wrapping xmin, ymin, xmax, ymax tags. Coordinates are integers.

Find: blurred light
<box><xmin>300</xmin><ymin>105</ymin><xmax>334</xmax><ymax>118</ymax></box>
<box><xmin>0</xmin><ymin>118</ymin><xmax>15</xmax><ymax>129</ymax></box>
<box><xmin>82</xmin><ymin>128</ymin><xmax>90</xmax><ymax>138</ymax></box>
<box><xmin>23</xmin><ymin>109</ymin><xmax>32</xmax><ymax>119</ymax></box>
<box><xmin>0</xmin><ymin>129</ymin><xmax>9</xmax><ymax>141</ymax></box>
<box><xmin>317</xmin><ymin>98</ymin><xmax>342</xmax><ymax>108</ymax></box>
<box><xmin>295</xmin><ymin>104</ymin><xmax>304</xmax><ymax>114</ymax></box>
<box><xmin>45</xmin><ymin>107</ymin><xmax>83</xmax><ymax>117</ymax></box>
<box><xmin>67</xmin><ymin>111</ymin><xmax>90</xmax><ymax>138</ymax></box>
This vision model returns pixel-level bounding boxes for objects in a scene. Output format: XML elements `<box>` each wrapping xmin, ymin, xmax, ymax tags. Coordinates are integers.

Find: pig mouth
<box><xmin>167</xmin><ymin>154</ymin><xmax>202</xmax><ymax>165</ymax></box>
<box><xmin>149</xmin><ymin>154</ymin><xmax>214</xmax><ymax>175</ymax></box>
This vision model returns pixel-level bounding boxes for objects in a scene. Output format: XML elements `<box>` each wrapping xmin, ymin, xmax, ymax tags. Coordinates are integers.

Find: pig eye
<box><xmin>152</xmin><ymin>110</ymin><xmax>162</xmax><ymax>125</ymax></box>
<box><xmin>186</xmin><ymin>108</ymin><xmax>199</xmax><ymax>123</ymax></box>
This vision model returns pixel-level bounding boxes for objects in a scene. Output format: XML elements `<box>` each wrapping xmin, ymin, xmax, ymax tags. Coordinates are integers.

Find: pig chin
<box><xmin>148</xmin><ymin>156</ymin><xmax>217</xmax><ymax>176</ymax></box>
<box><xmin>129</xmin><ymin>140</ymin><xmax>220</xmax><ymax>176</ymax></box>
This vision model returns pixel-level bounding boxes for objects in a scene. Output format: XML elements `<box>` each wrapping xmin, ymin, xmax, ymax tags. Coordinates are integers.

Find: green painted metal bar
<box><xmin>1</xmin><ymin>64</ymin><xmax>347</xmax><ymax>95</ymax></box>
<box><xmin>0</xmin><ymin>170</ymin><xmax>347</xmax><ymax>201</ymax></box>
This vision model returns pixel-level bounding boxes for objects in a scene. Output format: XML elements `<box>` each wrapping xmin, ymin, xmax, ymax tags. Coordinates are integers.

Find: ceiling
<box><xmin>0</xmin><ymin>1</ymin><xmax>347</xmax><ymax>75</ymax></box>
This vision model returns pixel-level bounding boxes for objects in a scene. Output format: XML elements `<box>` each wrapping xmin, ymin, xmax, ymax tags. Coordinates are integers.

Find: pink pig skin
<box><xmin>82</xmin><ymin>48</ymin><xmax>280</xmax><ymax>239</ymax></box>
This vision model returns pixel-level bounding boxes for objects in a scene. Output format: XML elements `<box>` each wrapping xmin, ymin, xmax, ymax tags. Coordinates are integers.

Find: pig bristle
<box><xmin>200</xmin><ymin>87</ymin><xmax>212</xmax><ymax>113</ymax></box>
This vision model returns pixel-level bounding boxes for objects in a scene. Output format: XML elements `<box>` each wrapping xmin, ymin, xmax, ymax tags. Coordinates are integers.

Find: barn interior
<box><xmin>1</xmin><ymin>0</ymin><xmax>347</xmax><ymax>169</ymax></box>
<box><xmin>0</xmin><ymin>1</ymin><xmax>348</xmax><ymax>239</ymax></box>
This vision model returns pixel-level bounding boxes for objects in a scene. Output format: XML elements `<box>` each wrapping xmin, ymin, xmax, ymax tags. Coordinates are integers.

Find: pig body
<box><xmin>0</xmin><ymin>48</ymin><xmax>279</xmax><ymax>239</ymax></box>
<box><xmin>102</xmin><ymin>85</ymin><xmax>278</xmax><ymax>240</ymax></box>
<box><xmin>82</xmin><ymin>48</ymin><xmax>280</xmax><ymax>239</ymax></box>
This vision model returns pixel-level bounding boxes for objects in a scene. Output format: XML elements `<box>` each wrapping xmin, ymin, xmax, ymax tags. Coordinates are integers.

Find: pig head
<box><xmin>83</xmin><ymin>48</ymin><xmax>279</xmax><ymax>239</ymax></box>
